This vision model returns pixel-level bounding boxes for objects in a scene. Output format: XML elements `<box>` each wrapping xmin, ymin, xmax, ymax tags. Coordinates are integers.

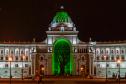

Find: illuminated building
<box><xmin>0</xmin><ymin>7</ymin><xmax>126</xmax><ymax>78</ymax></box>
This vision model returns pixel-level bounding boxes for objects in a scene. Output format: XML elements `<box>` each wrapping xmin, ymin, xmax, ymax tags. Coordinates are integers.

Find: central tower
<box><xmin>46</xmin><ymin>7</ymin><xmax>79</xmax><ymax>75</ymax></box>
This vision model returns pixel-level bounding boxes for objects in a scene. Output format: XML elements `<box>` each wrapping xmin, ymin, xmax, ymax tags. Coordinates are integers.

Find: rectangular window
<box><xmin>15</xmin><ymin>64</ymin><xmax>18</xmax><ymax>67</ymax></box>
<box><xmin>96</xmin><ymin>56</ymin><xmax>99</xmax><ymax>60</ymax></box>
<box><xmin>0</xmin><ymin>57</ymin><xmax>3</xmax><ymax>60</ymax></box>
<box><xmin>11</xmin><ymin>51</ymin><xmax>13</xmax><ymax>54</ymax></box>
<box><xmin>25</xmin><ymin>64</ymin><xmax>28</xmax><ymax>67</ymax></box>
<box><xmin>111</xmin><ymin>50</ymin><xmax>114</xmax><ymax>54</ymax></box>
<box><xmin>1</xmin><ymin>50</ymin><xmax>3</xmax><ymax>54</ymax></box>
<box><xmin>5</xmin><ymin>64</ymin><xmax>8</xmax><ymax>68</ymax></box>
<box><xmin>21</xmin><ymin>51</ymin><xmax>24</xmax><ymax>54</ymax></box>
<box><xmin>15</xmin><ymin>57</ymin><xmax>18</xmax><ymax>61</ymax></box>
<box><xmin>111</xmin><ymin>56</ymin><xmax>114</xmax><ymax>60</ymax></box>
<box><xmin>26</xmin><ymin>56</ymin><xmax>28</xmax><ymax>61</ymax></box>
<box><xmin>41</xmin><ymin>57</ymin><xmax>43</xmax><ymax>61</ymax></box>
<box><xmin>121</xmin><ymin>55</ymin><xmax>125</xmax><ymax>61</ymax></box>
<box><xmin>116</xmin><ymin>56</ymin><xmax>119</xmax><ymax>60</ymax></box>
<box><xmin>21</xmin><ymin>57</ymin><xmax>23</xmax><ymax>61</ymax></box>
<box><xmin>6</xmin><ymin>57</ymin><xmax>8</xmax><ymax>60</ymax></box>
<box><xmin>121</xmin><ymin>50</ymin><xmax>124</xmax><ymax>54</ymax></box>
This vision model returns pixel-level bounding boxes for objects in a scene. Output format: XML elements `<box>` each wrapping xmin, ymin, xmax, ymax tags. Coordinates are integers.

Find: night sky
<box><xmin>0</xmin><ymin>0</ymin><xmax>126</xmax><ymax>42</ymax></box>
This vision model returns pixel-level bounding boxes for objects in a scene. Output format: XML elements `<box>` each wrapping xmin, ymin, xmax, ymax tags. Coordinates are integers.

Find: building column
<box><xmin>31</xmin><ymin>53</ymin><xmax>36</xmax><ymax>76</ymax></box>
<box><xmin>89</xmin><ymin>53</ymin><xmax>94</xmax><ymax>76</ymax></box>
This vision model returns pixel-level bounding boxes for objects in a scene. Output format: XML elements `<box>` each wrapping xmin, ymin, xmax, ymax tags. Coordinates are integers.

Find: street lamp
<box><xmin>117</xmin><ymin>59</ymin><xmax>121</xmax><ymax>84</ymax></box>
<box><xmin>41</xmin><ymin>67</ymin><xmax>45</xmax><ymax>76</ymax></box>
<box><xmin>40</xmin><ymin>67</ymin><xmax>45</xmax><ymax>84</ymax></box>
<box><xmin>80</xmin><ymin>67</ymin><xmax>84</xmax><ymax>78</ymax></box>
<box><xmin>104</xmin><ymin>55</ymin><xmax>107</xmax><ymax>82</ymax></box>
<box><xmin>9</xmin><ymin>57</ymin><xmax>12</xmax><ymax>84</ymax></box>
<box><xmin>22</xmin><ymin>55</ymin><xmax>25</xmax><ymax>80</ymax></box>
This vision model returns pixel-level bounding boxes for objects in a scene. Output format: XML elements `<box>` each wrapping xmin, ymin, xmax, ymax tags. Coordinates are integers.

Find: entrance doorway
<box><xmin>52</xmin><ymin>38</ymin><xmax>74</xmax><ymax>75</ymax></box>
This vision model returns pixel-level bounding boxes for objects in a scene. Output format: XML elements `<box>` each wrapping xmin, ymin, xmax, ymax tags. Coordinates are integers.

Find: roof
<box><xmin>52</xmin><ymin>11</ymin><xmax>72</xmax><ymax>23</ymax></box>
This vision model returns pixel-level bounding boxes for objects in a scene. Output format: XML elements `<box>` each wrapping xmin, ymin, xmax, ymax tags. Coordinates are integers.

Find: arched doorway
<box><xmin>52</xmin><ymin>38</ymin><xmax>74</xmax><ymax>75</ymax></box>
<box><xmin>40</xmin><ymin>64</ymin><xmax>44</xmax><ymax>76</ymax></box>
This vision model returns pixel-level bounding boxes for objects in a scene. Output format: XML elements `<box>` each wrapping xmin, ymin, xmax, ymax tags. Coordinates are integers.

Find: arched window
<box><xmin>111</xmin><ymin>56</ymin><xmax>114</xmax><ymax>60</ymax></box>
<box><xmin>21</xmin><ymin>50</ymin><xmax>24</xmax><ymax>54</ymax></box>
<box><xmin>1</xmin><ymin>50</ymin><xmax>3</xmax><ymax>54</ymax></box>
<box><xmin>41</xmin><ymin>57</ymin><xmax>43</xmax><ymax>61</ymax></box>
<box><xmin>116</xmin><ymin>50</ymin><xmax>119</xmax><ymax>54</ymax></box>
<box><xmin>101</xmin><ymin>50</ymin><xmax>103</xmax><ymax>54</ymax></box>
<box><xmin>106</xmin><ymin>50</ymin><xmax>108</xmax><ymax>54</ymax></box>
<box><xmin>82</xmin><ymin>57</ymin><xmax>84</xmax><ymax>61</ymax></box>
<box><xmin>121</xmin><ymin>55</ymin><xmax>125</xmax><ymax>61</ymax></box>
<box><xmin>111</xmin><ymin>50</ymin><xmax>114</xmax><ymax>54</ymax></box>
<box><xmin>116</xmin><ymin>55</ymin><xmax>119</xmax><ymax>60</ymax></box>
<box><xmin>121</xmin><ymin>50</ymin><xmax>124</xmax><ymax>54</ymax></box>
<box><xmin>96</xmin><ymin>50</ymin><xmax>99</xmax><ymax>54</ymax></box>
<box><xmin>96</xmin><ymin>56</ymin><xmax>100</xmax><ymax>60</ymax></box>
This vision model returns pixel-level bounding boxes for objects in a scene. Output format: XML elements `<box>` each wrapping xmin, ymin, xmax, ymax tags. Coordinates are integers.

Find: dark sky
<box><xmin>0</xmin><ymin>0</ymin><xmax>126</xmax><ymax>42</ymax></box>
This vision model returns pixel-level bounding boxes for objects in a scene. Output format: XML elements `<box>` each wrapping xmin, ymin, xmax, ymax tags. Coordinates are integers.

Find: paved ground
<box><xmin>0</xmin><ymin>78</ymin><xmax>126</xmax><ymax>84</ymax></box>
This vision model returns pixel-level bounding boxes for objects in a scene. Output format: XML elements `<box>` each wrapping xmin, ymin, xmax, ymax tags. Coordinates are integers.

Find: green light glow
<box><xmin>52</xmin><ymin>38</ymin><xmax>74</xmax><ymax>75</ymax></box>
<box><xmin>53</xmin><ymin>11</ymin><xmax>71</xmax><ymax>23</ymax></box>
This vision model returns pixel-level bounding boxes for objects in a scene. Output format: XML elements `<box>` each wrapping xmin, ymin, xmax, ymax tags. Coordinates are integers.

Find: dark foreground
<box><xmin>0</xmin><ymin>78</ymin><xmax>126</xmax><ymax>84</ymax></box>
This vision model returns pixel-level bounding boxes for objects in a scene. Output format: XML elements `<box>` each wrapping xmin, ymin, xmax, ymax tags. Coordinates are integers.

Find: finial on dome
<box><xmin>60</xmin><ymin>5</ymin><xmax>64</xmax><ymax>9</ymax></box>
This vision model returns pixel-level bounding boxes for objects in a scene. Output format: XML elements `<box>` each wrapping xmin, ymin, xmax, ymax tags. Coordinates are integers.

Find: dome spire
<box><xmin>60</xmin><ymin>5</ymin><xmax>64</xmax><ymax>9</ymax></box>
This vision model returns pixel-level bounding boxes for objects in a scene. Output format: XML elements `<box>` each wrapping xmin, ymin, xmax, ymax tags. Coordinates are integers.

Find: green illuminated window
<box><xmin>52</xmin><ymin>38</ymin><xmax>75</xmax><ymax>75</ymax></box>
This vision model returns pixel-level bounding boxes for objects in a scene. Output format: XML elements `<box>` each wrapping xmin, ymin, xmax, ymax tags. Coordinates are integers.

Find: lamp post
<box><xmin>22</xmin><ymin>55</ymin><xmax>25</xmax><ymax>80</ymax></box>
<box><xmin>117</xmin><ymin>59</ymin><xmax>121</xmax><ymax>84</ymax></box>
<box><xmin>104</xmin><ymin>55</ymin><xmax>107</xmax><ymax>82</ymax></box>
<box><xmin>9</xmin><ymin>57</ymin><xmax>12</xmax><ymax>84</ymax></box>
<box><xmin>41</xmin><ymin>67</ymin><xmax>45</xmax><ymax>84</ymax></box>
<box><xmin>80</xmin><ymin>67</ymin><xmax>84</xmax><ymax>78</ymax></box>
<box><xmin>77</xmin><ymin>58</ymin><xmax>80</xmax><ymax>75</ymax></box>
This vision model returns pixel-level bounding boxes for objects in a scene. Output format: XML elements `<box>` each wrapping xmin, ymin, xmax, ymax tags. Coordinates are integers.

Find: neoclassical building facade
<box><xmin>0</xmin><ymin>9</ymin><xmax>126</xmax><ymax>78</ymax></box>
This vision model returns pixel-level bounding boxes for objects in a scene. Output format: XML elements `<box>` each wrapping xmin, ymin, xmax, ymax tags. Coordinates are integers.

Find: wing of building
<box><xmin>0</xmin><ymin>8</ymin><xmax>126</xmax><ymax>78</ymax></box>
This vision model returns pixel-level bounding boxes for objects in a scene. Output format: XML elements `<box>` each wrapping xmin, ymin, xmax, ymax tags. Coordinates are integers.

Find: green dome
<box><xmin>52</xmin><ymin>11</ymin><xmax>72</xmax><ymax>23</ymax></box>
